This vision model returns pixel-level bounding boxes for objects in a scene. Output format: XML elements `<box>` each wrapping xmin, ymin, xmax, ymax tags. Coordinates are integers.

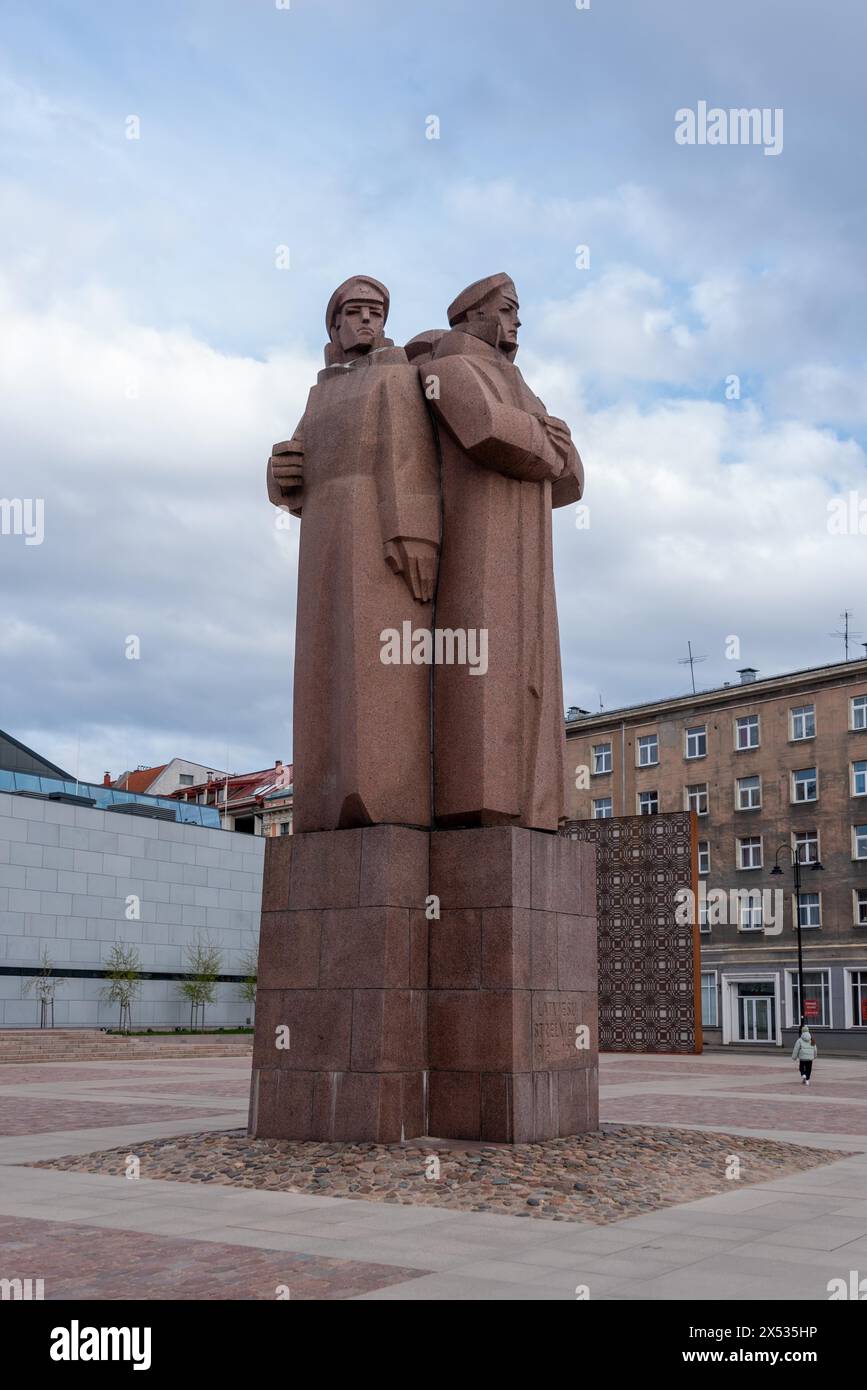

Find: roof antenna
<box><xmin>830</xmin><ymin>610</ymin><xmax>861</xmax><ymax>661</ymax></box>
<box><xmin>677</xmin><ymin>640</ymin><xmax>707</xmax><ymax>695</ymax></box>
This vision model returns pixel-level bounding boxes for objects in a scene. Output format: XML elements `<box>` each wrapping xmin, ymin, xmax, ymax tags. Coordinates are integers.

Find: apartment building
<box><xmin>565</xmin><ymin>659</ymin><xmax>867</xmax><ymax>1052</ymax></box>
<box><xmin>172</xmin><ymin>761</ymin><xmax>291</xmax><ymax>834</ymax></box>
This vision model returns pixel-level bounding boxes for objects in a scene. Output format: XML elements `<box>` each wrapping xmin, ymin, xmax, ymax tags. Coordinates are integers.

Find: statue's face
<box><xmin>334</xmin><ymin>299</ymin><xmax>386</xmax><ymax>356</ymax></box>
<box><xmin>472</xmin><ymin>291</ymin><xmax>521</xmax><ymax>352</ymax></box>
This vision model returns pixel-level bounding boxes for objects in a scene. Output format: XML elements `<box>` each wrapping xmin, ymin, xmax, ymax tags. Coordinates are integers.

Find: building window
<box><xmin>854</xmin><ymin>824</ymin><xmax>867</xmax><ymax>859</ymax></box>
<box><xmin>737</xmin><ymin>775</ymin><xmax>761</xmax><ymax>810</ymax></box>
<box><xmin>798</xmin><ymin>892</ymin><xmax>821</xmax><ymax>928</ymax></box>
<box><xmin>592</xmin><ymin>797</ymin><xmax>613</xmax><ymax>819</ymax></box>
<box><xmin>178</xmin><ymin>773</ymin><xmax>195</xmax><ymax>786</ymax></box>
<box><xmin>794</xmin><ymin>830</ymin><xmax>819</xmax><ymax>864</ymax></box>
<box><xmin>739</xmin><ymin>893</ymin><xmax>764</xmax><ymax>931</ymax></box>
<box><xmin>685</xmin><ymin>726</ymin><xmax>707</xmax><ymax>759</ymax></box>
<box><xmin>701</xmin><ymin>972</ymin><xmax>718</xmax><ymax>1026</ymax></box>
<box><xmin>637</xmin><ymin>734</ymin><xmax>658</xmax><ymax>767</ymax></box>
<box><xmin>698</xmin><ymin>899</ymin><xmax>710</xmax><ymax>933</ymax></box>
<box><xmin>735</xmin><ymin>715</ymin><xmax>760</xmax><ymax>749</ymax></box>
<box><xmin>792</xmin><ymin>767</ymin><xmax>818</xmax><ymax>803</ymax></box>
<box><xmin>853</xmin><ymin>760</ymin><xmax>867</xmax><ymax>797</ymax></box>
<box><xmin>852</xmin><ymin>695</ymin><xmax>867</xmax><ymax>731</ymax></box>
<box><xmin>792</xmin><ymin>970</ymin><xmax>830</xmax><ymax>1026</ymax></box>
<box><xmin>851</xmin><ymin>970</ymin><xmax>867</xmax><ymax>1026</ymax></box>
<box><xmin>638</xmin><ymin>790</ymin><xmax>659</xmax><ymax>816</ymax></box>
<box><xmin>279</xmin><ymin>819</ymin><xmax>292</xmax><ymax>835</ymax></box>
<box><xmin>738</xmin><ymin>836</ymin><xmax>763</xmax><ymax>870</ymax></box>
<box><xmin>854</xmin><ymin>889</ymin><xmax>867</xmax><ymax>927</ymax></box>
<box><xmin>592</xmin><ymin>742</ymin><xmax>612</xmax><ymax>775</ymax></box>
<box><xmin>685</xmin><ymin>783</ymin><xmax>708</xmax><ymax>815</ymax></box>
<box><xmin>790</xmin><ymin>704</ymin><xmax>816</xmax><ymax>741</ymax></box>
<box><xmin>698</xmin><ymin>840</ymin><xmax>710</xmax><ymax>875</ymax></box>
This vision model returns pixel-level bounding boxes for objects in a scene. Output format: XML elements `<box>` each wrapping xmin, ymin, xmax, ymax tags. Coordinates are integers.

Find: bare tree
<box><xmin>177</xmin><ymin>936</ymin><xmax>223</xmax><ymax>1031</ymax></box>
<box><xmin>21</xmin><ymin>947</ymin><xmax>65</xmax><ymax>1028</ymax></box>
<box><xmin>100</xmin><ymin>942</ymin><xmax>142</xmax><ymax>1033</ymax></box>
<box><xmin>237</xmin><ymin>942</ymin><xmax>258</xmax><ymax>1023</ymax></box>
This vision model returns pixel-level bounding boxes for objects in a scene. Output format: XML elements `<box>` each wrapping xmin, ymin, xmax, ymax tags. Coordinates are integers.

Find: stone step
<box><xmin>0</xmin><ymin>1028</ymin><xmax>252</xmax><ymax>1063</ymax></box>
<box><xmin>0</xmin><ymin>1047</ymin><xmax>252</xmax><ymax>1063</ymax></box>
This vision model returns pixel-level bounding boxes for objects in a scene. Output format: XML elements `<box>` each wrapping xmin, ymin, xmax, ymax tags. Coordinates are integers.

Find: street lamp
<box><xmin>771</xmin><ymin>844</ymin><xmax>824</xmax><ymax>1029</ymax></box>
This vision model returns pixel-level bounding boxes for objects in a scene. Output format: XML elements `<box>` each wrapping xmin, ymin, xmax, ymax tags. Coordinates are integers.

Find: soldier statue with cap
<box><xmin>408</xmin><ymin>273</ymin><xmax>584</xmax><ymax>833</ymax></box>
<box><xmin>267</xmin><ymin>275</ymin><xmax>440</xmax><ymax>832</ymax></box>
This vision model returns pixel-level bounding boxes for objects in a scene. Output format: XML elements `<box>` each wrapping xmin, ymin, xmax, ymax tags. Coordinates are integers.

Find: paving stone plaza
<box><xmin>3</xmin><ymin>1048</ymin><xmax>867</xmax><ymax>1301</ymax></box>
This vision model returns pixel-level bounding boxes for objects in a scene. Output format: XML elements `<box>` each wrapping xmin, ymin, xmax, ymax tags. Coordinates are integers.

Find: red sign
<box><xmin>861</xmin><ymin>999</ymin><xmax>867</xmax><ymax>1024</ymax></box>
<box><xmin>804</xmin><ymin>999</ymin><xmax>820</xmax><ymax>1019</ymax></box>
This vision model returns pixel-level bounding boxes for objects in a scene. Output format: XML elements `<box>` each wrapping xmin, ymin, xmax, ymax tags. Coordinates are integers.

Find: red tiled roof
<box><xmin>118</xmin><ymin>765</ymin><xmax>167</xmax><ymax>793</ymax></box>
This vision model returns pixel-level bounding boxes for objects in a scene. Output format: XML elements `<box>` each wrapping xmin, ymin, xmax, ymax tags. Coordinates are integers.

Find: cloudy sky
<box><xmin>1</xmin><ymin>0</ymin><xmax>865</xmax><ymax>781</ymax></box>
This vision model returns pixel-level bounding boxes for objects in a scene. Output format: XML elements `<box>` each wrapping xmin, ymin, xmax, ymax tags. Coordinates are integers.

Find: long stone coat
<box><xmin>424</xmin><ymin>330</ymin><xmax>583</xmax><ymax>832</ymax></box>
<box><xmin>268</xmin><ymin>347</ymin><xmax>440</xmax><ymax>832</ymax></box>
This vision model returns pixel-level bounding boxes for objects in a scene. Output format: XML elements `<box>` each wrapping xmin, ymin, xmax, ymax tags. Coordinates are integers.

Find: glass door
<box><xmin>738</xmin><ymin>994</ymin><xmax>775</xmax><ymax>1041</ymax></box>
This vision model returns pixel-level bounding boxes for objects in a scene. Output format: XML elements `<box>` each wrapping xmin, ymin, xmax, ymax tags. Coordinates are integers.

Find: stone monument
<box><xmin>250</xmin><ymin>273</ymin><xmax>598</xmax><ymax>1144</ymax></box>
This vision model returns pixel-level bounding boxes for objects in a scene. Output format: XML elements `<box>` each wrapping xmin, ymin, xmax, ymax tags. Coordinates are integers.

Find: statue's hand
<box><xmin>541</xmin><ymin>415</ymin><xmax>574</xmax><ymax>464</ymax></box>
<box><xmin>269</xmin><ymin>440</ymin><xmax>303</xmax><ymax>492</ymax></box>
<box><xmin>384</xmin><ymin>538</ymin><xmax>438</xmax><ymax>604</ymax></box>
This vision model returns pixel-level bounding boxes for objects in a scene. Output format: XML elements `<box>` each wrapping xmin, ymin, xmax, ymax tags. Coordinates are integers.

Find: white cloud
<box><xmin>0</xmin><ymin>284</ymin><xmax>314</xmax><ymax>776</ymax></box>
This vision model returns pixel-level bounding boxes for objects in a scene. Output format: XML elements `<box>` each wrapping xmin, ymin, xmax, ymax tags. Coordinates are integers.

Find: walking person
<box><xmin>792</xmin><ymin>1025</ymin><xmax>818</xmax><ymax>1086</ymax></box>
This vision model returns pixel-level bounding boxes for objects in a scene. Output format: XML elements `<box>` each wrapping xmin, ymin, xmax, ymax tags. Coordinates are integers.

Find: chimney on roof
<box><xmin>103</xmin><ymin>771</ymin><xmax>112</xmax><ymax>787</ymax></box>
<box><xmin>275</xmin><ymin>759</ymin><xmax>283</xmax><ymax>771</ymax></box>
<box><xmin>738</xmin><ymin>668</ymin><xmax>758</xmax><ymax>684</ymax></box>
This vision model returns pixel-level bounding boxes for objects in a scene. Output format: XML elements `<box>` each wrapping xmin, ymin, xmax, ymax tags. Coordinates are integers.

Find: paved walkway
<box><xmin>1</xmin><ymin>1051</ymin><xmax>866</xmax><ymax>1299</ymax></box>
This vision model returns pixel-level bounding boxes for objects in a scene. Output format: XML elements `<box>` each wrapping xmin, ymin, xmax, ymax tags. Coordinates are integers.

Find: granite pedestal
<box><xmin>249</xmin><ymin>826</ymin><xmax>429</xmax><ymax>1143</ymax></box>
<box><xmin>427</xmin><ymin>827</ymin><xmax>598</xmax><ymax>1142</ymax></box>
<box><xmin>250</xmin><ymin>825</ymin><xmax>597</xmax><ymax>1144</ymax></box>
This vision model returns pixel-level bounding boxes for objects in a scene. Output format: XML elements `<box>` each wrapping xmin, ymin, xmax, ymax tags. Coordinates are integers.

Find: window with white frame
<box><xmin>855</xmin><ymin>824</ymin><xmax>867</xmax><ymax>859</ymax></box>
<box><xmin>854</xmin><ymin>889</ymin><xmax>867</xmax><ymax>926</ymax></box>
<box><xmin>738</xmin><ymin>891</ymin><xmax>764</xmax><ymax>931</ymax></box>
<box><xmin>852</xmin><ymin>760</ymin><xmax>867</xmax><ymax>797</ymax></box>
<box><xmin>637</xmin><ymin>734</ymin><xmax>658</xmax><ymax>767</ymax></box>
<box><xmin>738</xmin><ymin>836</ymin><xmax>763</xmax><ymax>869</ymax></box>
<box><xmin>698</xmin><ymin>898</ymin><xmax>710</xmax><ymax>933</ymax></box>
<box><xmin>685</xmin><ymin>783</ymin><xmax>708</xmax><ymax>815</ymax></box>
<box><xmin>735</xmin><ymin>714</ymin><xmax>759</xmax><ymax>749</ymax></box>
<box><xmin>793</xmin><ymin>829</ymin><xmax>819</xmax><ymax>864</ymax></box>
<box><xmin>698</xmin><ymin>840</ymin><xmax>710</xmax><ymax>875</ymax></box>
<box><xmin>592</xmin><ymin>797</ymin><xmax>613</xmax><ymax>819</ymax></box>
<box><xmin>792</xmin><ymin>767</ymin><xmax>818</xmax><ymax>802</ymax></box>
<box><xmin>791</xmin><ymin>969</ymin><xmax>830</xmax><ymax>1026</ymax></box>
<box><xmin>798</xmin><ymin>892</ymin><xmax>821</xmax><ymax>928</ymax></box>
<box><xmin>790</xmin><ymin>704</ymin><xmax>816</xmax><ymax>741</ymax></box>
<box><xmin>701</xmin><ymin>972</ymin><xmax>718</xmax><ymax>1026</ymax></box>
<box><xmin>592</xmin><ymin>742</ymin><xmax>612</xmax><ymax>775</ymax></box>
<box><xmin>685</xmin><ymin>725</ymin><xmax>707</xmax><ymax>759</ymax></box>
<box><xmin>852</xmin><ymin>694</ymin><xmax>867</xmax><ymax>731</ymax></box>
<box><xmin>638</xmin><ymin>790</ymin><xmax>659</xmax><ymax>815</ymax></box>
<box><xmin>737</xmin><ymin>774</ymin><xmax>761</xmax><ymax>810</ymax></box>
<box><xmin>851</xmin><ymin>970</ymin><xmax>867</xmax><ymax>1026</ymax></box>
